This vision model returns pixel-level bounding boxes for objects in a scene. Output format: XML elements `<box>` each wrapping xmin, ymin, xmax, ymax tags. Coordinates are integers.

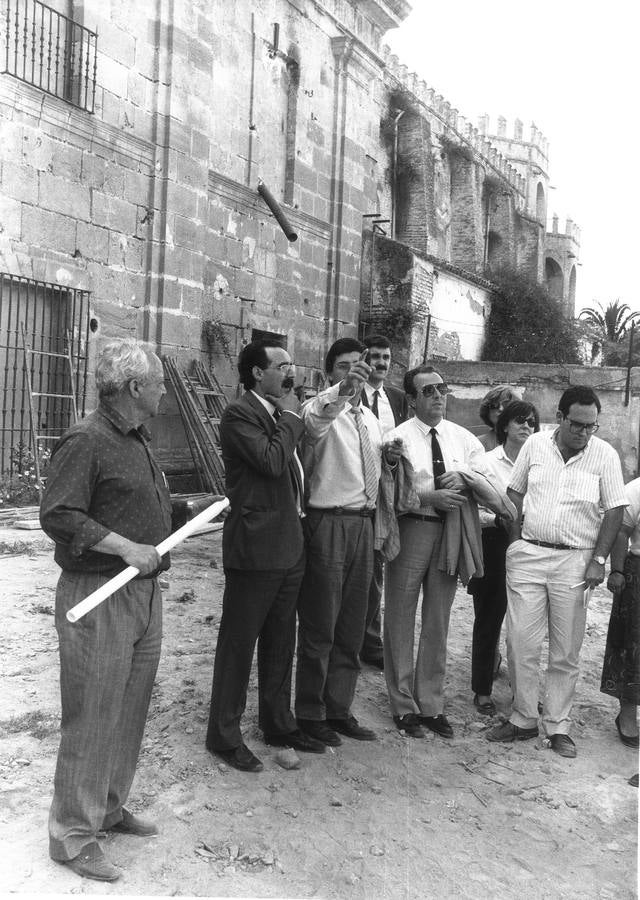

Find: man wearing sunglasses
<box><xmin>488</xmin><ymin>385</ymin><xmax>627</xmax><ymax>758</ymax></box>
<box><xmin>383</xmin><ymin>364</ymin><xmax>485</xmax><ymax>739</ymax></box>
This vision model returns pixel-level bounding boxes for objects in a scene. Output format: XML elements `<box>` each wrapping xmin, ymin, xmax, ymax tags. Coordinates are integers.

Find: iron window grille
<box><xmin>0</xmin><ymin>272</ymin><xmax>90</xmax><ymax>477</ymax></box>
<box><xmin>3</xmin><ymin>0</ymin><xmax>97</xmax><ymax>113</ymax></box>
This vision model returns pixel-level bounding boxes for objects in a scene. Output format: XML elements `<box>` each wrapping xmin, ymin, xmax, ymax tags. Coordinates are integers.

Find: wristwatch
<box><xmin>592</xmin><ymin>555</ymin><xmax>606</xmax><ymax>566</ymax></box>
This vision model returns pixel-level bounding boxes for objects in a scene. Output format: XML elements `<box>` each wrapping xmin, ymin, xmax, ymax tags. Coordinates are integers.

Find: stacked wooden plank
<box><xmin>162</xmin><ymin>358</ymin><xmax>227</xmax><ymax>495</ymax></box>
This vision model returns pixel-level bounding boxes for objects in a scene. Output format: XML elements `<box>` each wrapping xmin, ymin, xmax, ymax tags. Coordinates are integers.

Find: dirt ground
<box><xmin>0</xmin><ymin>528</ymin><xmax>637</xmax><ymax>899</ymax></box>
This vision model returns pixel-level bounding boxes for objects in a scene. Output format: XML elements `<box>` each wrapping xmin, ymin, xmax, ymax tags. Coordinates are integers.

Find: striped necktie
<box><xmin>351</xmin><ymin>407</ymin><xmax>378</xmax><ymax>503</ymax></box>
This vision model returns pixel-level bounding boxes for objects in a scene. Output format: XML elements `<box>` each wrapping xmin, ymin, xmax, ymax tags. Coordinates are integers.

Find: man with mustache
<box><xmin>205</xmin><ymin>339</ymin><xmax>324</xmax><ymax>772</ymax></box>
<box><xmin>359</xmin><ymin>334</ymin><xmax>408</xmax><ymax>669</ymax></box>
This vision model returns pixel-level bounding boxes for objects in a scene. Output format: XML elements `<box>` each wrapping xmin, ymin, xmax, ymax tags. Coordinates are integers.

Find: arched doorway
<box><xmin>544</xmin><ymin>257</ymin><xmax>564</xmax><ymax>302</ymax></box>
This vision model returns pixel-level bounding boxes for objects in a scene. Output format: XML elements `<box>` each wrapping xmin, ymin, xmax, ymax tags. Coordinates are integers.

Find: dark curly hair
<box><xmin>495</xmin><ymin>400</ymin><xmax>540</xmax><ymax>445</ymax></box>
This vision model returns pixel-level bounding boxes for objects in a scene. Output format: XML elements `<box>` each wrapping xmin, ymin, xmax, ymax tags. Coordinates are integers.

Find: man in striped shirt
<box><xmin>488</xmin><ymin>386</ymin><xmax>627</xmax><ymax>758</ymax></box>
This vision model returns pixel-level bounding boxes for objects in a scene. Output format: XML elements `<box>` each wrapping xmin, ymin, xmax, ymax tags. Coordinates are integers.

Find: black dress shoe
<box><xmin>297</xmin><ymin>719</ymin><xmax>342</xmax><ymax>747</ymax></box>
<box><xmin>360</xmin><ymin>654</ymin><xmax>384</xmax><ymax>670</ymax></box>
<box><xmin>326</xmin><ymin>715</ymin><xmax>376</xmax><ymax>741</ymax></box>
<box><xmin>211</xmin><ymin>743</ymin><xmax>264</xmax><ymax>772</ymax></box>
<box><xmin>419</xmin><ymin>714</ymin><xmax>453</xmax><ymax>738</ymax></box>
<box><xmin>615</xmin><ymin>714</ymin><xmax>640</xmax><ymax>749</ymax></box>
<box><xmin>473</xmin><ymin>694</ymin><xmax>496</xmax><ymax>716</ymax></box>
<box><xmin>393</xmin><ymin>714</ymin><xmax>425</xmax><ymax>738</ymax></box>
<box><xmin>265</xmin><ymin>729</ymin><xmax>326</xmax><ymax>753</ymax></box>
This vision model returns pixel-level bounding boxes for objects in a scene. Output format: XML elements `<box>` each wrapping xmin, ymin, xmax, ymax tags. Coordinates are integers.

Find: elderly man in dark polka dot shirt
<box><xmin>40</xmin><ymin>338</ymin><xmax>215</xmax><ymax>883</ymax></box>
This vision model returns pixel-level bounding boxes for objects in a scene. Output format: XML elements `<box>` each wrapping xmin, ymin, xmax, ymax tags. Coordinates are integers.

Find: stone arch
<box><xmin>545</xmin><ymin>256</ymin><xmax>564</xmax><ymax>301</ymax></box>
<box><xmin>536</xmin><ymin>182</ymin><xmax>545</xmax><ymax>223</ymax></box>
<box><xmin>486</xmin><ymin>230</ymin><xmax>502</xmax><ymax>270</ymax></box>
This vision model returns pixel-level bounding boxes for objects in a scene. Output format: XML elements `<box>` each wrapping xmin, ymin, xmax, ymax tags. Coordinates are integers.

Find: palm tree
<box><xmin>579</xmin><ymin>300</ymin><xmax>640</xmax><ymax>342</ymax></box>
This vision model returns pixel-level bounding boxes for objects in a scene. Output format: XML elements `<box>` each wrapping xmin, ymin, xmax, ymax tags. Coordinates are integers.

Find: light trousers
<box><xmin>505</xmin><ymin>540</ymin><xmax>591</xmax><ymax>735</ymax></box>
<box><xmin>384</xmin><ymin>518</ymin><xmax>457</xmax><ymax>718</ymax></box>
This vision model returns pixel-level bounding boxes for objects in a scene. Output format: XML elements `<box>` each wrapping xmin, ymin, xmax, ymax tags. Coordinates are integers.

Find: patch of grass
<box><xmin>0</xmin><ymin>709</ymin><xmax>58</xmax><ymax>740</ymax></box>
<box><xmin>29</xmin><ymin>603</ymin><xmax>54</xmax><ymax>615</ymax></box>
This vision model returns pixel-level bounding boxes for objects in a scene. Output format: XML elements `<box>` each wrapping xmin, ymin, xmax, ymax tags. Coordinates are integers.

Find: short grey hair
<box><xmin>95</xmin><ymin>338</ymin><xmax>157</xmax><ymax>399</ymax></box>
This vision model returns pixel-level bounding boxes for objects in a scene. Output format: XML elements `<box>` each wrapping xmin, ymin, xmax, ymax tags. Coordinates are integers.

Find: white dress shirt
<box><xmin>478</xmin><ymin>443</ymin><xmax>515</xmax><ymax>527</ymax></box>
<box><xmin>387</xmin><ymin>416</ymin><xmax>485</xmax><ymax>516</ymax></box>
<box><xmin>363</xmin><ymin>382</ymin><xmax>396</xmax><ymax>435</ymax></box>
<box><xmin>302</xmin><ymin>383</ymin><xmax>383</xmax><ymax>509</ymax></box>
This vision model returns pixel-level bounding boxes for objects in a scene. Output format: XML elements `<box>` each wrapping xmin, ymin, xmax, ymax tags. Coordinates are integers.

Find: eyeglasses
<box><xmin>513</xmin><ymin>415</ymin><xmax>536</xmax><ymax>427</ymax></box>
<box><xmin>420</xmin><ymin>383</ymin><xmax>450</xmax><ymax>397</ymax></box>
<box><xmin>270</xmin><ymin>362</ymin><xmax>295</xmax><ymax>372</ymax></box>
<box><xmin>564</xmin><ymin>417</ymin><xmax>599</xmax><ymax>435</ymax></box>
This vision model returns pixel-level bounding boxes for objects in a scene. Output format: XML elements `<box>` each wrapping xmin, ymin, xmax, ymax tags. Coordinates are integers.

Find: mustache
<box><xmin>281</xmin><ymin>376</ymin><xmax>294</xmax><ymax>389</ymax></box>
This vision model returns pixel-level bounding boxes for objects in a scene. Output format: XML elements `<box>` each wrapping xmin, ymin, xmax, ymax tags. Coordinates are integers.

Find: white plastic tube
<box><xmin>66</xmin><ymin>497</ymin><xmax>229</xmax><ymax>623</ymax></box>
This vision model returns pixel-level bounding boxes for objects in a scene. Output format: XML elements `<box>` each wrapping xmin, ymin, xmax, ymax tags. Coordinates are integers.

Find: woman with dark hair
<box><xmin>468</xmin><ymin>400</ymin><xmax>540</xmax><ymax>714</ymax></box>
<box><xmin>478</xmin><ymin>385</ymin><xmax>521</xmax><ymax>451</ymax></box>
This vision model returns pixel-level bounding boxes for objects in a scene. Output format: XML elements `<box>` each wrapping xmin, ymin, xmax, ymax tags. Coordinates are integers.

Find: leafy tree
<box><xmin>482</xmin><ymin>268</ymin><xmax>580</xmax><ymax>364</ymax></box>
<box><xmin>579</xmin><ymin>300</ymin><xmax>639</xmax><ymax>343</ymax></box>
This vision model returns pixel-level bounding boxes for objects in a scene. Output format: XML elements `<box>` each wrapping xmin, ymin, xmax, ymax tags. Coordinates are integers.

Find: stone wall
<box><xmin>436</xmin><ymin>360</ymin><xmax>640</xmax><ymax>481</ymax></box>
<box><xmin>0</xmin><ymin>0</ymin><xmax>581</xmax><ymax>482</ymax></box>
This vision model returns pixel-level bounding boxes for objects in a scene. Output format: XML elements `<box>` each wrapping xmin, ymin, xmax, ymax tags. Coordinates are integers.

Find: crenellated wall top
<box><xmin>382</xmin><ymin>47</ymin><xmax>527</xmax><ymax>197</ymax></box>
<box><xmin>479</xmin><ymin>114</ymin><xmax>549</xmax><ymax>161</ymax></box>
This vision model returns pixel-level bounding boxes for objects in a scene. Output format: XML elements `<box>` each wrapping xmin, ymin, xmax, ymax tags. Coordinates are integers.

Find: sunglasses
<box><xmin>419</xmin><ymin>383</ymin><xmax>450</xmax><ymax>397</ymax></box>
<box><xmin>512</xmin><ymin>415</ymin><xmax>536</xmax><ymax>427</ymax></box>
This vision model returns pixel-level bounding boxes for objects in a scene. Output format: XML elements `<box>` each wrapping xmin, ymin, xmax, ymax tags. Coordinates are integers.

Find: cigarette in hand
<box><xmin>570</xmin><ymin>580</ymin><xmax>586</xmax><ymax>589</ymax></box>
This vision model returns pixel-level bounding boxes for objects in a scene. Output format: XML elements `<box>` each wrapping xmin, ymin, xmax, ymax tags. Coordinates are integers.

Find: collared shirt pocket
<box><xmin>564</xmin><ymin>470</ymin><xmax>600</xmax><ymax>505</ymax></box>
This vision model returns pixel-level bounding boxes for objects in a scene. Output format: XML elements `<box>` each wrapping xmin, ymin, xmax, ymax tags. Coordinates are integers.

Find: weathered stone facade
<box><xmin>0</xmin><ymin>0</ymin><xmax>579</xmax><ymax>475</ymax></box>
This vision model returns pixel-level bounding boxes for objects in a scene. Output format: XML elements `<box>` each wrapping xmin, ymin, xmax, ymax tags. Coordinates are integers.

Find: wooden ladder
<box><xmin>163</xmin><ymin>357</ymin><xmax>228</xmax><ymax>494</ymax></box>
<box><xmin>21</xmin><ymin>323</ymin><xmax>78</xmax><ymax>490</ymax></box>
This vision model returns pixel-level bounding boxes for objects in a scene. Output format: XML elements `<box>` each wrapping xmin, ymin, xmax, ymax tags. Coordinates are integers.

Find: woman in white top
<box><xmin>468</xmin><ymin>400</ymin><xmax>540</xmax><ymax>714</ymax></box>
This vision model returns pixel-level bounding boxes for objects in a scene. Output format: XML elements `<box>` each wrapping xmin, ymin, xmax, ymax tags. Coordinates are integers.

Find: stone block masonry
<box><xmin>0</xmin><ymin>0</ymin><xmax>578</xmax><ymax>481</ymax></box>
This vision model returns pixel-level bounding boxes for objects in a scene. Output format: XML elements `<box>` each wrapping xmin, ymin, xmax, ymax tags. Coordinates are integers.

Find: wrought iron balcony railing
<box><xmin>3</xmin><ymin>0</ymin><xmax>97</xmax><ymax>113</ymax></box>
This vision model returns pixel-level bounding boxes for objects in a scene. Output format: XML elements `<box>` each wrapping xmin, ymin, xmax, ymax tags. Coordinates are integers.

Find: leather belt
<box><xmin>405</xmin><ymin>512</ymin><xmax>442</xmax><ymax>523</ymax></box>
<box><xmin>307</xmin><ymin>506</ymin><xmax>375</xmax><ymax>518</ymax></box>
<box><xmin>523</xmin><ymin>538</ymin><xmax>578</xmax><ymax>551</ymax></box>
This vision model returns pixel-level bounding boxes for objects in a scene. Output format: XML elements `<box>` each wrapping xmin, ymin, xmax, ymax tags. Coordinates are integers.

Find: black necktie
<box><xmin>430</xmin><ymin>427</ymin><xmax>446</xmax><ymax>519</ymax></box>
<box><xmin>371</xmin><ymin>390</ymin><xmax>380</xmax><ymax>420</ymax></box>
<box><xmin>430</xmin><ymin>427</ymin><xmax>446</xmax><ymax>484</ymax></box>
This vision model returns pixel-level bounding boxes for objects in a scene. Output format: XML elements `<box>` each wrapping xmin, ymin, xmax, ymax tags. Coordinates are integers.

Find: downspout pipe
<box><xmin>391</xmin><ymin>109</ymin><xmax>405</xmax><ymax>241</ymax></box>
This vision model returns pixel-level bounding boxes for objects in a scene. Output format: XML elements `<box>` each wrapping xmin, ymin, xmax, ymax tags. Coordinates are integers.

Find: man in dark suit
<box><xmin>205</xmin><ymin>339</ymin><xmax>324</xmax><ymax>772</ymax></box>
<box><xmin>359</xmin><ymin>334</ymin><xmax>409</xmax><ymax>668</ymax></box>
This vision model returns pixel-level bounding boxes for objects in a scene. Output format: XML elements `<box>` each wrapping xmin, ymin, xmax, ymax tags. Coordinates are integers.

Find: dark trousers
<box><xmin>468</xmin><ymin>527</ymin><xmax>509</xmax><ymax>695</ymax></box>
<box><xmin>206</xmin><ymin>554</ymin><xmax>304</xmax><ymax>751</ymax></box>
<box><xmin>49</xmin><ymin>572</ymin><xmax>161</xmax><ymax>861</ymax></box>
<box><xmin>295</xmin><ymin>510</ymin><xmax>373</xmax><ymax>721</ymax></box>
<box><xmin>361</xmin><ymin>549</ymin><xmax>384</xmax><ymax>660</ymax></box>
<box><xmin>600</xmin><ymin>553</ymin><xmax>640</xmax><ymax>704</ymax></box>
